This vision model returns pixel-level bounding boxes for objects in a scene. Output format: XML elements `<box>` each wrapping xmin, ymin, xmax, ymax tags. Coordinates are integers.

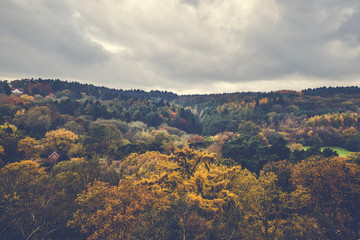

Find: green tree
<box><xmin>83</xmin><ymin>124</ymin><xmax>111</xmax><ymax>156</ymax></box>
<box><xmin>222</xmin><ymin>135</ymin><xmax>271</xmax><ymax>173</ymax></box>
<box><xmin>0</xmin><ymin>123</ymin><xmax>22</xmax><ymax>164</ymax></box>
<box><xmin>16</xmin><ymin>106</ymin><xmax>52</xmax><ymax>138</ymax></box>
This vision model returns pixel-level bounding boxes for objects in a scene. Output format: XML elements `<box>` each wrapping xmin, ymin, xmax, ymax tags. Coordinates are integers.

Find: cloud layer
<box><xmin>1</xmin><ymin>0</ymin><xmax>359</xmax><ymax>93</ymax></box>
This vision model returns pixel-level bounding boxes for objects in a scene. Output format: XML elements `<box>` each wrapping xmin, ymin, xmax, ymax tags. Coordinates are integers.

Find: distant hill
<box><xmin>3</xmin><ymin>78</ymin><xmax>360</xmax><ymax>101</ymax></box>
<box><xmin>7</xmin><ymin>78</ymin><xmax>178</xmax><ymax>102</ymax></box>
<box><xmin>302</xmin><ymin>86</ymin><xmax>360</xmax><ymax>97</ymax></box>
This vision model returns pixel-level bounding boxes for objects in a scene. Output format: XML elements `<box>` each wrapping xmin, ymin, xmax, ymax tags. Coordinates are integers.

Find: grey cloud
<box><xmin>238</xmin><ymin>0</ymin><xmax>360</xmax><ymax>80</ymax></box>
<box><xmin>0</xmin><ymin>1</ymin><xmax>108</xmax><ymax>75</ymax></box>
<box><xmin>1</xmin><ymin>0</ymin><xmax>360</xmax><ymax>93</ymax></box>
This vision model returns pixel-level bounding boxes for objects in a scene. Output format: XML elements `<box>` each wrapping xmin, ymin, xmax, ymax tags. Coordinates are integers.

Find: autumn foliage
<box><xmin>43</xmin><ymin>128</ymin><xmax>78</xmax><ymax>152</ymax></box>
<box><xmin>69</xmin><ymin>180</ymin><xmax>169</xmax><ymax>240</ymax></box>
<box><xmin>1</xmin><ymin>80</ymin><xmax>360</xmax><ymax>239</ymax></box>
<box><xmin>292</xmin><ymin>156</ymin><xmax>360</xmax><ymax>238</ymax></box>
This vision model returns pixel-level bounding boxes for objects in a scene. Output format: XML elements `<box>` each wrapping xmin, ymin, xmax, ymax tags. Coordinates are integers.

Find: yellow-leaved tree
<box><xmin>234</xmin><ymin>170</ymin><xmax>323</xmax><ymax>240</ymax></box>
<box><xmin>18</xmin><ymin>136</ymin><xmax>44</xmax><ymax>159</ymax></box>
<box><xmin>0</xmin><ymin>161</ymin><xmax>66</xmax><ymax>240</ymax></box>
<box><xmin>68</xmin><ymin>179</ymin><xmax>169</xmax><ymax>240</ymax></box>
<box><xmin>118</xmin><ymin>148</ymin><xmax>241</xmax><ymax>239</ymax></box>
<box><xmin>42</xmin><ymin>128</ymin><xmax>78</xmax><ymax>152</ymax></box>
<box><xmin>70</xmin><ymin>148</ymin><xmax>327</xmax><ymax>240</ymax></box>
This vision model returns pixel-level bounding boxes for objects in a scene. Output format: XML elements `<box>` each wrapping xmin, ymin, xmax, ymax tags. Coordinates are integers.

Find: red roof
<box><xmin>47</xmin><ymin>151</ymin><xmax>60</xmax><ymax>163</ymax></box>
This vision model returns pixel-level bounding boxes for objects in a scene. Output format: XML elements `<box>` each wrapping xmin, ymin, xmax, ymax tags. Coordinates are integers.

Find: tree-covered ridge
<box><xmin>1</xmin><ymin>79</ymin><xmax>360</xmax><ymax>239</ymax></box>
<box><xmin>8</xmin><ymin>78</ymin><xmax>178</xmax><ymax>101</ymax></box>
<box><xmin>175</xmin><ymin>87</ymin><xmax>360</xmax><ymax>154</ymax></box>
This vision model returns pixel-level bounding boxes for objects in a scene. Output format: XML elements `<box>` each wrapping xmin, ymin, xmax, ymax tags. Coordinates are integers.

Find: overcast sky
<box><xmin>1</xmin><ymin>0</ymin><xmax>359</xmax><ymax>94</ymax></box>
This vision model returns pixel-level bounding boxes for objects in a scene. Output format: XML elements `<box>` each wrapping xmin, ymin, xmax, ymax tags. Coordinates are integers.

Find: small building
<box><xmin>47</xmin><ymin>151</ymin><xmax>60</xmax><ymax>164</ymax></box>
<box><xmin>11</xmin><ymin>88</ymin><xmax>24</xmax><ymax>94</ymax></box>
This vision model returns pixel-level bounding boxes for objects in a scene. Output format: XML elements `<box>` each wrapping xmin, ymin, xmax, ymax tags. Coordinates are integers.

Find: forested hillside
<box><xmin>1</xmin><ymin>79</ymin><xmax>360</xmax><ymax>239</ymax></box>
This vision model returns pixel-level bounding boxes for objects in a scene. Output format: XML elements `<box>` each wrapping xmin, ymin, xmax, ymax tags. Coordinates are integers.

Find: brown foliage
<box><xmin>0</xmin><ymin>96</ymin><xmax>29</xmax><ymax>105</ymax></box>
<box><xmin>28</xmin><ymin>83</ymin><xmax>55</xmax><ymax>95</ymax></box>
<box><xmin>292</xmin><ymin>156</ymin><xmax>360</xmax><ymax>238</ymax></box>
<box><xmin>187</xmin><ymin>134</ymin><xmax>205</xmax><ymax>144</ymax></box>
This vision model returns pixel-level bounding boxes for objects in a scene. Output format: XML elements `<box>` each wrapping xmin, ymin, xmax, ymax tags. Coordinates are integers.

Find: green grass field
<box><xmin>303</xmin><ymin>146</ymin><xmax>352</xmax><ymax>157</ymax></box>
<box><xmin>320</xmin><ymin>147</ymin><xmax>352</xmax><ymax>157</ymax></box>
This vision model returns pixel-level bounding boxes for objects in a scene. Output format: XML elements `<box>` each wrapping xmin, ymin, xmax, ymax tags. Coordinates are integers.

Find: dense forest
<box><xmin>0</xmin><ymin>79</ymin><xmax>360</xmax><ymax>239</ymax></box>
